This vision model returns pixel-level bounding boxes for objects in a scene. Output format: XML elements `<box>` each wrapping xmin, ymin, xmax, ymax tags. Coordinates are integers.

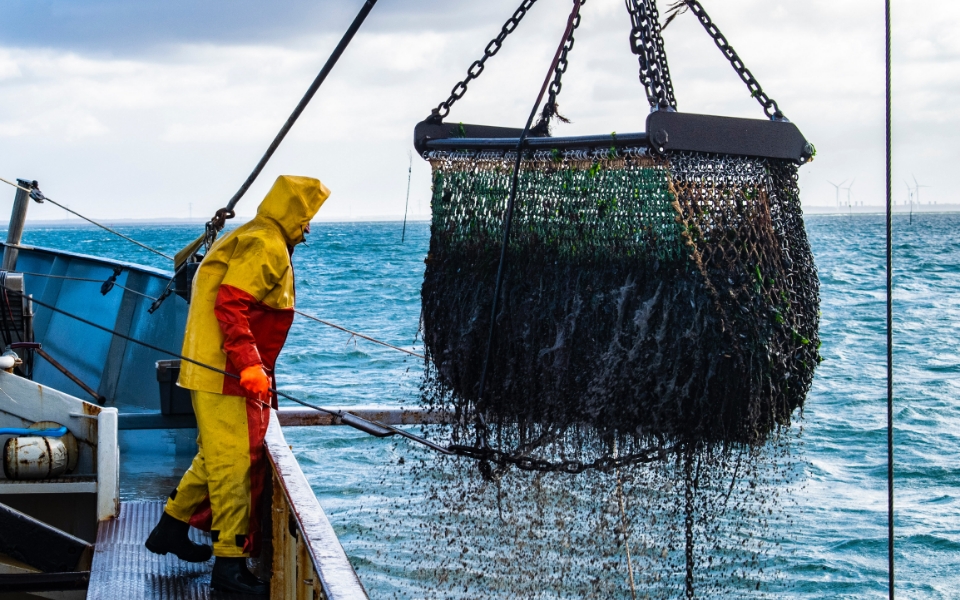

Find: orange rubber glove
<box><xmin>239</xmin><ymin>365</ymin><xmax>270</xmax><ymax>399</ymax></box>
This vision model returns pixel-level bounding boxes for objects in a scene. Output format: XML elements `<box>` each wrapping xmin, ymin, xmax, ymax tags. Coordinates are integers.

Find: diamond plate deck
<box><xmin>88</xmin><ymin>501</ymin><xmax>251</xmax><ymax>600</ymax></box>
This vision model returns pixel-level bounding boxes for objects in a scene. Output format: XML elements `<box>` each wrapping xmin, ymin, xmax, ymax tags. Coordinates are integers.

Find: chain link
<box><xmin>681</xmin><ymin>0</ymin><xmax>784</xmax><ymax>120</ymax></box>
<box><xmin>545</xmin><ymin>0</ymin><xmax>585</xmax><ymax>108</ymax></box>
<box><xmin>625</xmin><ymin>0</ymin><xmax>676</xmax><ymax>110</ymax></box>
<box><xmin>428</xmin><ymin>0</ymin><xmax>540</xmax><ymax>122</ymax></box>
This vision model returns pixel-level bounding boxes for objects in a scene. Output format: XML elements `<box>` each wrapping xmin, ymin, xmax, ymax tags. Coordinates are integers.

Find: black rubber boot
<box><xmin>210</xmin><ymin>556</ymin><xmax>269</xmax><ymax>595</ymax></box>
<box><xmin>144</xmin><ymin>512</ymin><xmax>213</xmax><ymax>563</ymax></box>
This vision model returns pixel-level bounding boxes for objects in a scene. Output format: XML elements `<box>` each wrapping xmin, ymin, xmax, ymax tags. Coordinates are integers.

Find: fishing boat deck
<box><xmin>86</xmin><ymin>501</ymin><xmax>240</xmax><ymax>600</ymax></box>
<box><xmin>87</xmin><ymin>411</ymin><xmax>373</xmax><ymax>600</ymax></box>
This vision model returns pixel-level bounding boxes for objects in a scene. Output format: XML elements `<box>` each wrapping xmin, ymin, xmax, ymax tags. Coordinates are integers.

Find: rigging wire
<box><xmin>0</xmin><ymin>177</ymin><xmax>173</xmax><ymax>261</ymax></box>
<box><xmin>885</xmin><ymin>0</ymin><xmax>895</xmax><ymax>596</ymax></box>
<box><xmin>8</xmin><ymin>260</ymin><xmax>421</xmax><ymax>360</ymax></box>
<box><xmin>293</xmin><ymin>309</ymin><xmax>424</xmax><ymax>360</ymax></box>
<box><xmin>12</xmin><ymin>270</ymin><xmax>159</xmax><ymax>302</ymax></box>
<box><xmin>401</xmin><ymin>151</ymin><xmax>412</xmax><ymax>243</ymax></box>
<box><xmin>12</xmin><ymin>290</ymin><xmax>449</xmax><ymax>454</ymax></box>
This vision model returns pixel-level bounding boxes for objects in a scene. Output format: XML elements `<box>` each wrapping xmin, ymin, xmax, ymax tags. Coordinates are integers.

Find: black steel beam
<box><xmin>425</xmin><ymin>132</ymin><xmax>649</xmax><ymax>152</ymax></box>
<box><xmin>414</xmin><ymin>120</ymin><xmax>527</xmax><ymax>155</ymax></box>
<box><xmin>646</xmin><ymin>111</ymin><xmax>813</xmax><ymax>162</ymax></box>
<box><xmin>414</xmin><ymin>112</ymin><xmax>813</xmax><ymax>162</ymax></box>
<box><xmin>0</xmin><ymin>502</ymin><xmax>92</xmax><ymax>572</ymax></box>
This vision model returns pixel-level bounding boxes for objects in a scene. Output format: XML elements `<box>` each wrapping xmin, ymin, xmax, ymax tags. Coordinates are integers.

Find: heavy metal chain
<box><xmin>625</xmin><ymin>0</ymin><xmax>676</xmax><ymax>110</ymax></box>
<box><xmin>428</xmin><ymin>0</ymin><xmax>540</xmax><ymax>123</ymax></box>
<box><xmin>544</xmin><ymin>0</ymin><xmax>586</xmax><ymax>111</ymax></box>
<box><xmin>449</xmin><ymin>442</ymin><xmax>671</xmax><ymax>474</ymax></box>
<box><xmin>680</xmin><ymin>0</ymin><xmax>785</xmax><ymax>120</ymax></box>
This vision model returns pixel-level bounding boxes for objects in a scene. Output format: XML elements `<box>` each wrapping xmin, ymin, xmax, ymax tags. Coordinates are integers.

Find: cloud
<box><xmin>0</xmin><ymin>0</ymin><xmax>956</xmax><ymax>222</ymax></box>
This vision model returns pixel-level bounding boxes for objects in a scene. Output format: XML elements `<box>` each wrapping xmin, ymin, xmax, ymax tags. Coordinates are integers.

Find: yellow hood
<box><xmin>256</xmin><ymin>175</ymin><xmax>330</xmax><ymax>245</ymax></box>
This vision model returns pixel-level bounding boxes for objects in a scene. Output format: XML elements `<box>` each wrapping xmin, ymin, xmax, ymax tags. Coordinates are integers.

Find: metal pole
<box><xmin>401</xmin><ymin>152</ymin><xmax>412</xmax><ymax>243</ymax></box>
<box><xmin>3</xmin><ymin>179</ymin><xmax>32</xmax><ymax>271</ymax></box>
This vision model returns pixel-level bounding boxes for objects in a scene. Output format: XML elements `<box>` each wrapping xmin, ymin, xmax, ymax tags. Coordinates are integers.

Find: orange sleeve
<box><xmin>214</xmin><ymin>284</ymin><xmax>263</xmax><ymax>371</ymax></box>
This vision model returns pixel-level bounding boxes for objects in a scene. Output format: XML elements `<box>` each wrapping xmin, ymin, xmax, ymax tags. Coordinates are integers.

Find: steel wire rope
<box><xmin>186</xmin><ymin>0</ymin><xmax>378</xmax><ymax>251</ymax></box>
<box><xmin>10</xmin><ymin>290</ymin><xmax>449</xmax><ymax>454</ymax></box>
<box><xmin>0</xmin><ymin>177</ymin><xmax>174</xmax><ymax>260</ymax></box>
<box><xmin>11</xmin><ymin>270</ymin><xmax>159</xmax><ymax>302</ymax></box>
<box><xmin>293</xmin><ymin>309</ymin><xmax>424</xmax><ymax>360</ymax></box>
<box><xmin>885</xmin><ymin>0</ymin><xmax>895</xmax><ymax>596</ymax></box>
<box><xmin>8</xmin><ymin>261</ymin><xmax>422</xmax><ymax>360</ymax></box>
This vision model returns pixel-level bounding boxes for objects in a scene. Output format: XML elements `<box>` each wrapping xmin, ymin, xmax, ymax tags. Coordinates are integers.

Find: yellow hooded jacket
<box><xmin>178</xmin><ymin>175</ymin><xmax>329</xmax><ymax>399</ymax></box>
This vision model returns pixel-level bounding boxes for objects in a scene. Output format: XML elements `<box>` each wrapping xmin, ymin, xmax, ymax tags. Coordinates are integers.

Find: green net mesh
<box><xmin>421</xmin><ymin>146</ymin><xmax>819</xmax><ymax>466</ymax></box>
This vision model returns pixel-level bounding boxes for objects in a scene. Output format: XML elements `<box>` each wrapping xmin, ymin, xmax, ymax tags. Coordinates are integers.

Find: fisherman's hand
<box><xmin>239</xmin><ymin>365</ymin><xmax>270</xmax><ymax>399</ymax></box>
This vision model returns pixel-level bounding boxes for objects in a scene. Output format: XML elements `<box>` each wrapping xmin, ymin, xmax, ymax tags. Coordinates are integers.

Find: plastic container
<box><xmin>156</xmin><ymin>360</ymin><xmax>194</xmax><ymax>415</ymax></box>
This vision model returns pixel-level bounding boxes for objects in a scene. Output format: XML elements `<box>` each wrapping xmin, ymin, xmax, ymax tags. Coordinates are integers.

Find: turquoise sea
<box><xmin>15</xmin><ymin>213</ymin><xmax>960</xmax><ymax>598</ymax></box>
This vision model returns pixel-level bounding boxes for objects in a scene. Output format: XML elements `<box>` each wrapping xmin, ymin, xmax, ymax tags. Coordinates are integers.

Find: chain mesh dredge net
<box><xmin>396</xmin><ymin>144</ymin><xmax>818</xmax><ymax>597</ymax></box>
<box><xmin>420</xmin><ymin>145</ymin><xmax>820</xmax><ymax>468</ymax></box>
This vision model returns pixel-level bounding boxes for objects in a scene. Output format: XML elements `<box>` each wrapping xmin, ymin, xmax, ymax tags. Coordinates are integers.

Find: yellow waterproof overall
<box><xmin>165</xmin><ymin>175</ymin><xmax>329</xmax><ymax>557</ymax></box>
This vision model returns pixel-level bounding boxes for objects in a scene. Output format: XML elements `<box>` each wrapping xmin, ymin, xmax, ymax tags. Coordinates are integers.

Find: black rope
<box><xmin>885</xmin><ymin>0</ymin><xmax>895</xmax><ymax>596</ymax></box>
<box><xmin>474</xmin><ymin>0</ymin><xmax>585</xmax><ymax>451</ymax></box>
<box><xmin>223</xmin><ymin>0</ymin><xmax>378</xmax><ymax>213</ymax></box>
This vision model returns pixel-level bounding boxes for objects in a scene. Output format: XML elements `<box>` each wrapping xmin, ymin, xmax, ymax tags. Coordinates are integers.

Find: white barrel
<box><xmin>3</xmin><ymin>436</ymin><xmax>69</xmax><ymax>480</ymax></box>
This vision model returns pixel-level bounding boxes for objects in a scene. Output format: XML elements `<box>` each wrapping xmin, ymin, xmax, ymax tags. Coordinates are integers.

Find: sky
<box><xmin>0</xmin><ymin>0</ymin><xmax>956</xmax><ymax>222</ymax></box>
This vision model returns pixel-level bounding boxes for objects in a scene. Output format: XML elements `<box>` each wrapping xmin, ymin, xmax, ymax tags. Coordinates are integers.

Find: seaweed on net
<box><xmin>406</xmin><ymin>144</ymin><xmax>818</xmax><ymax>596</ymax></box>
<box><xmin>420</xmin><ymin>146</ymin><xmax>820</xmax><ymax>465</ymax></box>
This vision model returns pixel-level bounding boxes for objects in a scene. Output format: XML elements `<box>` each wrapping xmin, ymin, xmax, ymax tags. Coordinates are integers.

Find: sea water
<box><xmin>15</xmin><ymin>214</ymin><xmax>960</xmax><ymax>598</ymax></box>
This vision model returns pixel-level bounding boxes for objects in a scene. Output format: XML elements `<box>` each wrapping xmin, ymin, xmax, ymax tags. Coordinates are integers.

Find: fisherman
<box><xmin>145</xmin><ymin>175</ymin><xmax>329</xmax><ymax>595</ymax></box>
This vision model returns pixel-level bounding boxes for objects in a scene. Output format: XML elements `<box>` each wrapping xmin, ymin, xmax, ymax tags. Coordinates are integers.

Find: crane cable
<box><xmin>885</xmin><ymin>0</ymin><xmax>895</xmax><ymax>597</ymax></box>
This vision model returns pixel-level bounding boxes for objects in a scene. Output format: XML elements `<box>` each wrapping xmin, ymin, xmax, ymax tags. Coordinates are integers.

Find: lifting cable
<box><xmin>0</xmin><ymin>177</ymin><xmax>173</xmax><ymax>261</ymax></box>
<box><xmin>293</xmin><ymin>309</ymin><xmax>424</xmax><ymax>360</ymax></box>
<box><xmin>11</xmin><ymin>270</ymin><xmax>158</xmax><ymax>302</ymax></box>
<box><xmin>885</xmin><ymin>0</ymin><xmax>895</xmax><ymax>596</ymax></box>
<box><xmin>202</xmin><ymin>0</ymin><xmax>378</xmax><ymax>243</ymax></box>
<box><xmin>11</xmin><ymin>290</ymin><xmax>449</xmax><ymax>455</ymax></box>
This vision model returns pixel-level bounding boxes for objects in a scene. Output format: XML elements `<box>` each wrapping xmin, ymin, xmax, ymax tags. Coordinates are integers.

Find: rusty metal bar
<box><xmin>35</xmin><ymin>346</ymin><xmax>106</xmax><ymax>404</ymax></box>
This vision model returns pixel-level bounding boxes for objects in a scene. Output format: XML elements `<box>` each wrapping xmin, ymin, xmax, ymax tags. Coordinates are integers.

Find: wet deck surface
<box><xmin>88</xmin><ymin>501</ymin><xmax>254</xmax><ymax>600</ymax></box>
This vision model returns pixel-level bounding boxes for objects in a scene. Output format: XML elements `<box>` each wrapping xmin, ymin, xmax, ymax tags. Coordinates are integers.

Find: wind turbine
<box><xmin>912</xmin><ymin>175</ymin><xmax>931</xmax><ymax>206</ymax></box>
<box><xmin>843</xmin><ymin>178</ymin><xmax>856</xmax><ymax>215</ymax></box>
<box><xmin>827</xmin><ymin>179</ymin><xmax>847</xmax><ymax>211</ymax></box>
<box><xmin>904</xmin><ymin>181</ymin><xmax>915</xmax><ymax>224</ymax></box>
